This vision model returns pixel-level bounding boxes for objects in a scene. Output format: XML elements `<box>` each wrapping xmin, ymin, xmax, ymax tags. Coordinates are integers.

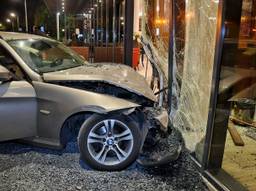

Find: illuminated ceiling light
<box><xmin>155</xmin><ymin>19</ymin><xmax>168</xmax><ymax>25</ymax></box>
<box><xmin>61</xmin><ymin>0</ymin><xmax>65</xmax><ymax>13</ymax></box>
<box><xmin>94</xmin><ymin>4</ymin><xmax>98</xmax><ymax>7</ymax></box>
<box><xmin>156</xmin><ymin>6</ymin><xmax>160</xmax><ymax>12</ymax></box>
<box><xmin>0</xmin><ymin>23</ymin><xmax>2</xmax><ymax>27</ymax></box>
<box><xmin>156</xmin><ymin>28</ymin><xmax>160</xmax><ymax>36</ymax></box>
<box><xmin>6</xmin><ymin>18</ymin><xmax>11</xmax><ymax>23</ymax></box>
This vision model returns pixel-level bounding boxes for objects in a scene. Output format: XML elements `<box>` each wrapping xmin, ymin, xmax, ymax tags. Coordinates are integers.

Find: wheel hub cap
<box><xmin>106</xmin><ymin>138</ymin><xmax>114</xmax><ymax>146</ymax></box>
<box><xmin>87</xmin><ymin>119</ymin><xmax>134</xmax><ymax>166</ymax></box>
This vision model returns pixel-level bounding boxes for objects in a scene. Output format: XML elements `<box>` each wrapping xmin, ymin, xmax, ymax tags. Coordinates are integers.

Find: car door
<box><xmin>0</xmin><ymin>44</ymin><xmax>37</xmax><ymax>142</ymax></box>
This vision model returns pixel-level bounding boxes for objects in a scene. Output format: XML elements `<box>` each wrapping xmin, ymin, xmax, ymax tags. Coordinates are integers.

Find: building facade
<box><xmin>44</xmin><ymin>1</ymin><xmax>256</xmax><ymax>189</ymax></box>
<box><xmin>137</xmin><ymin>0</ymin><xmax>256</xmax><ymax>190</ymax></box>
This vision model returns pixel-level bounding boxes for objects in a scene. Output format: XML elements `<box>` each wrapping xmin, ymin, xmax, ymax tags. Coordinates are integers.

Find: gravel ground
<box><xmin>245</xmin><ymin>127</ymin><xmax>256</xmax><ymax>141</ymax></box>
<box><xmin>0</xmin><ymin>129</ymin><xmax>208</xmax><ymax>191</ymax></box>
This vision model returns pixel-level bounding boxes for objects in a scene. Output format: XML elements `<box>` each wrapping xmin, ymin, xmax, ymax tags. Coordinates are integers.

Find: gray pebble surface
<box><xmin>0</xmin><ymin>129</ymin><xmax>208</xmax><ymax>191</ymax></box>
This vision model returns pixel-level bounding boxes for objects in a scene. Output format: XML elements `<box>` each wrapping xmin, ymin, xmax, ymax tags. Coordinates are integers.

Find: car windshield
<box><xmin>8</xmin><ymin>39</ymin><xmax>86</xmax><ymax>74</ymax></box>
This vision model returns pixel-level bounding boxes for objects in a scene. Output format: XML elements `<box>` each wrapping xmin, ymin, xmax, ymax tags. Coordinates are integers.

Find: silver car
<box><xmin>0</xmin><ymin>32</ymin><xmax>168</xmax><ymax>171</ymax></box>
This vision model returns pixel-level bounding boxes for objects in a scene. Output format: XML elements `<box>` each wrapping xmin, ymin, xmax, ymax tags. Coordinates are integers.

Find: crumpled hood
<box><xmin>43</xmin><ymin>63</ymin><xmax>157</xmax><ymax>102</ymax></box>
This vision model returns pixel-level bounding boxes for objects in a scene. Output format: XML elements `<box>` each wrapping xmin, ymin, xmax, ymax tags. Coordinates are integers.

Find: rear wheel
<box><xmin>78</xmin><ymin>114</ymin><xmax>142</xmax><ymax>171</ymax></box>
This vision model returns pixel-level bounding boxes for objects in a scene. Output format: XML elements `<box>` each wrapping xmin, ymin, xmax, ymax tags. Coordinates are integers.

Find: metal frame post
<box><xmin>124</xmin><ymin>0</ymin><xmax>134</xmax><ymax>66</ymax></box>
<box><xmin>112</xmin><ymin>0</ymin><xmax>116</xmax><ymax>63</ymax></box>
<box><xmin>56</xmin><ymin>12</ymin><xmax>60</xmax><ymax>41</ymax></box>
<box><xmin>24</xmin><ymin>0</ymin><xmax>28</xmax><ymax>32</ymax></box>
<box><xmin>168</xmin><ymin>0</ymin><xmax>175</xmax><ymax>111</ymax></box>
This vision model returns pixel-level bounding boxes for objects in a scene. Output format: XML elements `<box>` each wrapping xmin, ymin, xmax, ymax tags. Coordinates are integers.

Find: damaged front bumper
<box><xmin>137</xmin><ymin>107</ymin><xmax>182</xmax><ymax>168</ymax></box>
<box><xmin>144</xmin><ymin>107</ymin><xmax>170</xmax><ymax>132</ymax></box>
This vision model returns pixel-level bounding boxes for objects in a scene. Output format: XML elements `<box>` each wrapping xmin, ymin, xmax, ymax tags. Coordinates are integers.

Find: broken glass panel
<box><xmin>171</xmin><ymin>0</ymin><xmax>220</xmax><ymax>156</ymax></box>
<box><xmin>141</xmin><ymin>0</ymin><xmax>220</xmax><ymax>156</ymax></box>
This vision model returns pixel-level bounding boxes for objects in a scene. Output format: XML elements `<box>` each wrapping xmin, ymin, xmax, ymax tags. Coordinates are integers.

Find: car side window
<box><xmin>0</xmin><ymin>45</ymin><xmax>26</xmax><ymax>81</ymax></box>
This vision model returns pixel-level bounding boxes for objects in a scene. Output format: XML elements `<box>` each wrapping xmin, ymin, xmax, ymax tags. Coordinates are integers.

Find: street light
<box><xmin>10</xmin><ymin>12</ymin><xmax>20</xmax><ymax>31</ymax></box>
<box><xmin>56</xmin><ymin>12</ymin><xmax>60</xmax><ymax>40</ymax></box>
<box><xmin>10</xmin><ymin>13</ymin><xmax>15</xmax><ymax>17</ymax></box>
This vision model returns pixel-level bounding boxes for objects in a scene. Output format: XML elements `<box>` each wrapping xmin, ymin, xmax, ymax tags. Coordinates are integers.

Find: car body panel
<box><xmin>0</xmin><ymin>32</ymin><xmax>159</xmax><ymax>150</ymax></box>
<box><xmin>43</xmin><ymin>64</ymin><xmax>157</xmax><ymax>102</ymax></box>
<box><xmin>33</xmin><ymin>81</ymin><xmax>140</xmax><ymax>141</ymax></box>
<box><xmin>0</xmin><ymin>32</ymin><xmax>157</xmax><ymax>102</ymax></box>
<box><xmin>0</xmin><ymin>32</ymin><xmax>50</xmax><ymax>41</ymax></box>
<box><xmin>0</xmin><ymin>81</ymin><xmax>37</xmax><ymax>141</ymax></box>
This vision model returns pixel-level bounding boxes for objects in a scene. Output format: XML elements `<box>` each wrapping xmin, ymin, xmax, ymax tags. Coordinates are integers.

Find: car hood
<box><xmin>43</xmin><ymin>63</ymin><xmax>157</xmax><ymax>102</ymax></box>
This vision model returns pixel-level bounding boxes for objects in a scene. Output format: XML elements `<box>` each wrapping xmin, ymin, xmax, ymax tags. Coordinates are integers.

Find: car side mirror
<box><xmin>0</xmin><ymin>65</ymin><xmax>12</xmax><ymax>83</ymax></box>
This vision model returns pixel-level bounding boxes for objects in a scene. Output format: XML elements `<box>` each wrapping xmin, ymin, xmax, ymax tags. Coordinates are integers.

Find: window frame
<box><xmin>0</xmin><ymin>43</ymin><xmax>30</xmax><ymax>82</ymax></box>
<box><xmin>168</xmin><ymin>0</ymin><xmax>249</xmax><ymax>190</ymax></box>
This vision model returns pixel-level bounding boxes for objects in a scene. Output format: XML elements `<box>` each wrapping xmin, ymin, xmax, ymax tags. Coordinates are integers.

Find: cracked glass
<box><xmin>170</xmin><ymin>0</ymin><xmax>220</xmax><ymax>161</ymax></box>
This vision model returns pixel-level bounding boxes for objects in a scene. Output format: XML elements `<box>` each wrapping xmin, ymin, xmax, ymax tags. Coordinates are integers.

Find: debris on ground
<box><xmin>245</xmin><ymin>128</ymin><xmax>256</xmax><ymax>141</ymax></box>
<box><xmin>0</xmin><ymin>129</ymin><xmax>208</xmax><ymax>191</ymax></box>
<box><xmin>137</xmin><ymin>128</ymin><xmax>182</xmax><ymax>167</ymax></box>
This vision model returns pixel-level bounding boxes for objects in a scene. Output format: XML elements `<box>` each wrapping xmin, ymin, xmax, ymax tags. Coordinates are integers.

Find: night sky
<box><xmin>0</xmin><ymin>0</ymin><xmax>91</xmax><ymax>31</ymax></box>
<box><xmin>0</xmin><ymin>0</ymin><xmax>44</xmax><ymax>31</ymax></box>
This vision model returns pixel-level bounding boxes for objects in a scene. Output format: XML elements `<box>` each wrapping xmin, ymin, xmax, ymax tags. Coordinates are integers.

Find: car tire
<box><xmin>78</xmin><ymin>114</ymin><xmax>142</xmax><ymax>171</ymax></box>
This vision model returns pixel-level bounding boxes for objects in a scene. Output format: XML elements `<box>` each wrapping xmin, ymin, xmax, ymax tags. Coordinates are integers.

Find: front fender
<box><xmin>33</xmin><ymin>81</ymin><xmax>140</xmax><ymax>141</ymax></box>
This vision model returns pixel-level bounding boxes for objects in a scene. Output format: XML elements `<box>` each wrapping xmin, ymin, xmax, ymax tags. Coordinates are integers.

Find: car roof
<box><xmin>0</xmin><ymin>32</ymin><xmax>48</xmax><ymax>41</ymax></box>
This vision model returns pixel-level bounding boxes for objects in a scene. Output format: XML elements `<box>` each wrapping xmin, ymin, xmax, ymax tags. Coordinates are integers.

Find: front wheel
<box><xmin>78</xmin><ymin>114</ymin><xmax>142</xmax><ymax>171</ymax></box>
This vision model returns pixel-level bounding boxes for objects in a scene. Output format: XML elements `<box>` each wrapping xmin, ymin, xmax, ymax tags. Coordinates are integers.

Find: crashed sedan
<box><xmin>0</xmin><ymin>32</ymin><xmax>169</xmax><ymax>171</ymax></box>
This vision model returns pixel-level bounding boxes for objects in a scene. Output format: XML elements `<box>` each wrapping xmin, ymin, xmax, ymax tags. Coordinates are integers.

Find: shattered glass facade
<box><xmin>171</xmin><ymin>0</ymin><xmax>219</xmax><ymax>154</ymax></box>
<box><xmin>141</xmin><ymin>0</ymin><xmax>220</xmax><ymax>154</ymax></box>
<box><xmin>141</xmin><ymin>0</ymin><xmax>171</xmax><ymax>78</ymax></box>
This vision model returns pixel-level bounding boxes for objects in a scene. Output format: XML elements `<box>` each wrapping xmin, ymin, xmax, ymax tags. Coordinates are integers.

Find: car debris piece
<box><xmin>144</xmin><ymin>107</ymin><xmax>169</xmax><ymax>132</ymax></box>
<box><xmin>230</xmin><ymin>116</ymin><xmax>256</xmax><ymax>129</ymax></box>
<box><xmin>228</xmin><ymin>120</ymin><xmax>245</xmax><ymax>146</ymax></box>
<box><xmin>137</xmin><ymin>145</ymin><xmax>182</xmax><ymax>167</ymax></box>
<box><xmin>137</xmin><ymin>129</ymin><xmax>182</xmax><ymax>168</ymax></box>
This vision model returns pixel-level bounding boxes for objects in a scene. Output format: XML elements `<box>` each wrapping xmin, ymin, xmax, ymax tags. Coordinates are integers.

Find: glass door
<box><xmin>207</xmin><ymin>0</ymin><xmax>256</xmax><ymax>190</ymax></box>
<box><xmin>89</xmin><ymin>0</ymin><xmax>125</xmax><ymax>64</ymax></box>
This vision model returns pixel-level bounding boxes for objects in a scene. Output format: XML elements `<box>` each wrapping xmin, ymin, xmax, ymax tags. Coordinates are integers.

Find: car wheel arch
<box><xmin>59</xmin><ymin>108</ymin><xmax>146</xmax><ymax>149</ymax></box>
<box><xmin>60</xmin><ymin>111</ymin><xmax>95</xmax><ymax>147</ymax></box>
